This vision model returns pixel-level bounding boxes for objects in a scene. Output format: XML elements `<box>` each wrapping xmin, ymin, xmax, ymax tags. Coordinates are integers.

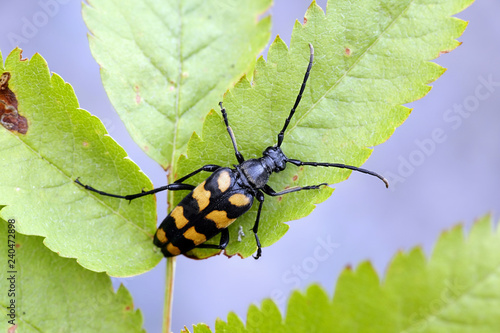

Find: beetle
<box><xmin>75</xmin><ymin>43</ymin><xmax>388</xmax><ymax>259</ymax></box>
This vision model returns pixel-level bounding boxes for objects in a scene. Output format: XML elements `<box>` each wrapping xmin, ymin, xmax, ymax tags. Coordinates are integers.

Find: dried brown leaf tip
<box><xmin>0</xmin><ymin>72</ymin><xmax>28</xmax><ymax>134</ymax></box>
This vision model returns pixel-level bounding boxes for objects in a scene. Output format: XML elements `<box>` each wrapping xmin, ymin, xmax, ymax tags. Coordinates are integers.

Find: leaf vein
<box><xmin>285</xmin><ymin>0</ymin><xmax>416</xmax><ymax>145</ymax></box>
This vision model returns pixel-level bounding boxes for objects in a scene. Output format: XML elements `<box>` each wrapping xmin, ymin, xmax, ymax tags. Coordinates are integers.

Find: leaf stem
<box><xmin>163</xmin><ymin>256</ymin><xmax>176</xmax><ymax>333</ymax></box>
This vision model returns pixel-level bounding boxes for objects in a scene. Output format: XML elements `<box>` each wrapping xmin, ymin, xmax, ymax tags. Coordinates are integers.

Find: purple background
<box><xmin>1</xmin><ymin>1</ymin><xmax>499</xmax><ymax>332</ymax></box>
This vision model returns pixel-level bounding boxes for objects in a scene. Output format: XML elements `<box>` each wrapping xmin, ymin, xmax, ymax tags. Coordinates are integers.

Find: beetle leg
<box><xmin>74</xmin><ymin>178</ymin><xmax>195</xmax><ymax>201</ymax></box>
<box><xmin>251</xmin><ymin>191</ymin><xmax>265</xmax><ymax>259</ymax></box>
<box><xmin>75</xmin><ymin>164</ymin><xmax>222</xmax><ymax>201</ymax></box>
<box><xmin>196</xmin><ymin>228</ymin><xmax>229</xmax><ymax>250</ymax></box>
<box><xmin>252</xmin><ymin>184</ymin><xmax>326</xmax><ymax>259</ymax></box>
<box><xmin>174</xmin><ymin>164</ymin><xmax>221</xmax><ymax>183</ymax></box>
<box><xmin>262</xmin><ymin>183</ymin><xmax>328</xmax><ymax>197</ymax></box>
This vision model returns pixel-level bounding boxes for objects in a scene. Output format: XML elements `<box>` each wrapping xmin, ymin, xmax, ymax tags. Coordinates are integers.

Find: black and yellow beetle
<box><xmin>75</xmin><ymin>44</ymin><xmax>388</xmax><ymax>259</ymax></box>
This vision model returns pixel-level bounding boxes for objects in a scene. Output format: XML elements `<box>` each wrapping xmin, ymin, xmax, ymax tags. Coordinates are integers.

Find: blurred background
<box><xmin>1</xmin><ymin>1</ymin><xmax>499</xmax><ymax>332</ymax></box>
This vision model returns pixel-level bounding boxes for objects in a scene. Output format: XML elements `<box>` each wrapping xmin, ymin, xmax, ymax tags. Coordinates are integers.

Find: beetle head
<box><xmin>262</xmin><ymin>146</ymin><xmax>287</xmax><ymax>172</ymax></box>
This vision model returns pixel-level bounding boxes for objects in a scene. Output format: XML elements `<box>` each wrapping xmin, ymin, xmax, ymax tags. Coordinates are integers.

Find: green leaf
<box><xmin>188</xmin><ymin>214</ymin><xmax>500</xmax><ymax>332</ymax></box>
<box><xmin>83</xmin><ymin>0</ymin><xmax>272</xmax><ymax>168</ymax></box>
<box><xmin>183</xmin><ymin>324</ymin><xmax>212</xmax><ymax>333</ymax></box>
<box><xmin>177</xmin><ymin>0</ymin><xmax>473</xmax><ymax>259</ymax></box>
<box><xmin>0</xmin><ymin>214</ymin><xmax>145</xmax><ymax>332</ymax></box>
<box><xmin>0</xmin><ymin>48</ymin><xmax>161</xmax><ymax>277</ymax></box>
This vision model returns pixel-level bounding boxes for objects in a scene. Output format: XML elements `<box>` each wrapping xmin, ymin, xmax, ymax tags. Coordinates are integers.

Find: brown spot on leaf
<box><xmin>303</xmin><ymin>17</ymin><xmax>307</xmax><ymax>24</ymax></box>
<box><xmin>82</xmin><ymin>141</ymin><xmax>89</xmax><ymax>147</ymax></box>
<box><xmin>0</xmin><ymin>72</ymin><xmax>28</xmax><ymax>134</ymax></box>
<box><xmin>125</xmin><ymin>305</ymin><xmax>132</xmax><ymax>311</ymax></box>
<box><xmin>438</xmin><ymin>49</ymin><xmax>453</xmax><ymax>56</ymax></box>
<box><xmin>345</xmin><ymin>47</ymin><xmax>352</xmax><ymax>56</ymax></box>
<box><xmin>292</xmin><ymin>175</ymin><xmax>298</xmax><ymax>182</ymax></box>
<box><xmin>134</xmin><ymin>85</ymin><xmax>141</xmax><ymax>104</ymax></box>
<box><xmin>15</xmin><ymin>243</ymin><xmax>20</xmax><ymax>248</ymax></box>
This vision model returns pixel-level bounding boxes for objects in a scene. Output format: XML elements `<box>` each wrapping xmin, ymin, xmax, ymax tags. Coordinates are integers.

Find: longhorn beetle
<box><xmin>75</xmin><ymin>44</ymin><xmax>388</xmax><ymax>259</ymax></box>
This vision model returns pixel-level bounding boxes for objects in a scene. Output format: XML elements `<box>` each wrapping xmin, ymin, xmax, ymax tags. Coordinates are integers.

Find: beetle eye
<box><xmin>276</xmin><ymin>160</ymin><xmax>286</xmax><ymax>171</ymax></box>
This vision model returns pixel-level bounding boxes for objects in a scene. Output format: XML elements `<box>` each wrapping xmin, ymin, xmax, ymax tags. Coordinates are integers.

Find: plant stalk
<box><xmin>163</xmin><ymin>256</ymin><xmax>176</xmax><ymax>333</ymax></box>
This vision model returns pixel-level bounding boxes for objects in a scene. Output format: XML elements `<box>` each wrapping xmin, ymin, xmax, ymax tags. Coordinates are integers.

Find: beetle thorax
<box><xmin>238</xmin><ymin>146</ymin><xmax>287</xmax><ymax>189</ymax></box>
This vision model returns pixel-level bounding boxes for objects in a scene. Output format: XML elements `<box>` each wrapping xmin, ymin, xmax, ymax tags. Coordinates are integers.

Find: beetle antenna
<box><xmin>277</xmin><ymin>43</ymin><xmax>314</xmax><ymax>147</ymax></box>
<box><xmin>286</xmin><ymin>158</ymin><xmax>389</xmax><ymax>188</ymax></box>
